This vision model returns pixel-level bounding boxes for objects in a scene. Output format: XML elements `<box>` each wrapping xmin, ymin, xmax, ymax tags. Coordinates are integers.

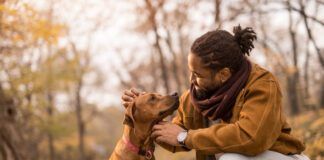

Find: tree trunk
<box><xmin>320</xmin><ymin>73</ymin><xmax>324</xmax><ymax>108</ymax></box>
<box><xmin>214</xmin><ymin>0</ymin><xmax>222</xmax><ymax>28</ymax></box>
<box><xmin>150</xmin><ymin>52</ymin><xmax>159</xmax><ymax>92</ymax></box>
<box><xmin>152</xmin><ymin>20</ymin><xmax>170</xmax><ymax>94</ymax></box>
<box><xmin>0</xmin><ymin>85</ymin><xmax>21</xmax><ymax>160</ymax></box>
<box><xmin>287</xmin><ymin>73</ymin><xmax>300</xmax><ymax>115</ymax></box>
<box><xmin>302</xmin><ymin>41</ymin><xmax>316</xmax><ymax>109</ymax></box>
<box><xmin>287</xmin><ymin>1</ymin><xmax>301</xmax><ymax>115</ymax></box>
<box><xmin>75</xmin><ymin>79</ymin><xmax>85</xmax><ymax>160</ymax></box>
<box><xmin>145</xmin><ymin>0</ymin><xmax>170</xmax><ymax>94</ymax></box>
<box><xmin>178</xmin><ymin>28</ymin><xmax>189</xmax><ymax>90</ymax></box>
<box><xmin>298</xmin><ymin>0</ymin><xmax>324</xmax><ymax>68</ymax></box>
<box><xmin>165</xmin><ymin>30</ymin><xmax>182</xmax><ymax>93</ymax></box>
<box><xmin>46</xmin><ymin>92</ymin><xmax>55</xmax><ymax>160</ymax></box>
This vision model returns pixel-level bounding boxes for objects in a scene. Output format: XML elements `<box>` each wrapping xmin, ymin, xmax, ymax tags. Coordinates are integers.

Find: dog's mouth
<box><xmin>147</xmin><ymin>98</ymin><xmax>179</xmax><ymax>133</ymax></box>
<box><xmin>157</xmin><ymin>98</ymin><xmax>179</xmax><ymax>118</ymax></box>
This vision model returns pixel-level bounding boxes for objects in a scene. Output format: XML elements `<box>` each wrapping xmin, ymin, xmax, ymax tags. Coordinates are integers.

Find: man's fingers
<box><xmin>130</xmin><ymin>88</ymin><xmax>140</xmax><ymax>96</ymax></box>
<box><xmin>131</xmin><ymin>88</ymin><xmax>146</xmax><ymax>96</ymax></box>
<box><xmin>152</xmin><ymin>124</ymin><xmax>164</xmax><ymax>131</ymax></box>
<box><xmin>151</xmin><ymin>130</ymin><xmax>163</xmax><ymax>139</ymax></box>
<box><xmin>139</xmin><ymin>91</ymin><xmax>146</xmax><ymax>95</ymax></box>
<box><xmin>121</xmin><ymin>95</ymin><xmax>133</xmax><ymax>102</ymax></box>
<box><xmin>124</xmin><ymin>90</ymin><xmax>137</xmax><ymax>98</ymax></box>
<box><xmin>124</xmin><ymin>88</ymin><xmax>146</xmax><ymax>98</ymax></box>
<box><xmin>155</xmin><ymin>136</ymin><xmax>164</xmax><ymax>143</ymax></box>
<box><xmin>158</xmin><ymin>121</ymin><xmax>169</xmax><ymax>125</ymax></box>
<box><xmin>121</xmin><ymin>88</ymin><xmax>146</xmax><ymax>108</ymax></box>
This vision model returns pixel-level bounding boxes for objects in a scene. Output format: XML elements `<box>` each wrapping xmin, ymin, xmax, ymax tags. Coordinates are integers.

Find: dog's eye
<box><xmin>150</xmin><ymin>95</ymin><xmax>156</xmax><ymax>101</ymax></box>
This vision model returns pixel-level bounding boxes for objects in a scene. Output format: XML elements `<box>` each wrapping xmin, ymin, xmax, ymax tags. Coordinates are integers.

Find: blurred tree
<box><xmin>0</xmin><ymin>1</ymin><xmax>67</xmax><ymax>159</ymax></box>
<box><xmin>114</xmin><ymin>0</ymin><xmax>198</xmax><ymax>94</ymax></box>
<box><xmin>225</xmin><ymin>0</ymin><xmax>324</xmax><ymax>114</ymax></box>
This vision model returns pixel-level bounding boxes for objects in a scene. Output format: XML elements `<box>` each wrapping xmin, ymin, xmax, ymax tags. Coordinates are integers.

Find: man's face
<box><xmin>188</xmin><ymin>53</ymin><xmax>223</xmax><ymax>99</ymax></box>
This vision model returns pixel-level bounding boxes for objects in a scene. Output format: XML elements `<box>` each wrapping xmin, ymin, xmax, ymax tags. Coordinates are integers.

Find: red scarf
<box><xmin>190</xmin><ymin>58</ymin><xmax>252</xmax><ymax>121</ymax></box>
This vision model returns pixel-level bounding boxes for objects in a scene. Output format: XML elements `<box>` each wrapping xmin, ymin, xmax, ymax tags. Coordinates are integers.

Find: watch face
<box><xmin>177</xmin><ymin>131</ymin><xmax>187</xmax><ymax>142</ymax></box>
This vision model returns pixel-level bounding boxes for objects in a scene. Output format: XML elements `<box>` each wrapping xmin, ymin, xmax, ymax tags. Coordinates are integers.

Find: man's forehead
<box><xmin>189</xmin><ymin>63</ymin><xmax>208</xmax><ymax>75</ymax></box>
<box><xmin>188</xmin><ymin>54</ymin><xmax>208</xmax><ymax>72</ymax></box>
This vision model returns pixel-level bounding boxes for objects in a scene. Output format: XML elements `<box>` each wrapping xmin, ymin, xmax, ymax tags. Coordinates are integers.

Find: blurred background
<box><xmin>0</xmin><ymin>0</ymin><xmax>324</xmax><ymax>160</ymax></box>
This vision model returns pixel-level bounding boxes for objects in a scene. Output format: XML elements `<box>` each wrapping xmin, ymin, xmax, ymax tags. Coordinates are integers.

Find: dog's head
<box><xmin>124</xmin><ymin>92</ymin><xmax>179</xmax><ymax>128</ymax></box>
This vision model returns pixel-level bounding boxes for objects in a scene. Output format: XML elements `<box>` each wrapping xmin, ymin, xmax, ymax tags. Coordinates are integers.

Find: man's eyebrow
<box><xmin>188</xmin><ymin>67</ymin><xmax>203</xmax><ymax>76</ymax></box>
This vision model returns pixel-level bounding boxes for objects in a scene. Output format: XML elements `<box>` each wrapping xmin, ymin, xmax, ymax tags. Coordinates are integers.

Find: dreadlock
<box><xmin>190</xmin><ymin>25</ymin><xmax>257</xmax><ymax>73</ymax></box>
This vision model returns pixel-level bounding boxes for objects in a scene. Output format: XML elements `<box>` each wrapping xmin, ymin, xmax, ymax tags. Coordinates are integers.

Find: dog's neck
<box><xmin>125</xmin><ymin>124</ymin><xmax>154</xmax><ymax>151</ymax></box>
<box><xmin>112</xmin><ymin>125</ymin><xmax>155</xmax><ymax>160</ymax></box>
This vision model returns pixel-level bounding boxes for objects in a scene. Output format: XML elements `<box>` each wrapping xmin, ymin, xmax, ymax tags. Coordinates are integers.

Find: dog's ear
<box><xmin>123</xmin><ymin>102</ymin><xmax>136</xmax><ymax>128</ymax></box>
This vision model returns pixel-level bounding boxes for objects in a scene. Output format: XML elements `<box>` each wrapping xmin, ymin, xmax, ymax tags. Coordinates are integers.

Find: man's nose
<box><xmin>190</xmin><ymin>73</ymin><xmax>196</xmax><ymax>84</ymax></box>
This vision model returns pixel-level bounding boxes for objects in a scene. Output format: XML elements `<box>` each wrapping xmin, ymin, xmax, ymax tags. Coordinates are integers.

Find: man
<box><xmin>122</xmin><ymin>25</ymin><xmax>309</xmax><ymax>160</ymax></box>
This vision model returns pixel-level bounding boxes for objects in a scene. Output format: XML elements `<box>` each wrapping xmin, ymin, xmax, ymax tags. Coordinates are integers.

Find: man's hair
<box><xmin>190</xmin><ymin>25</ymin><xmax>257</xmax><ymax>73</ymax></box>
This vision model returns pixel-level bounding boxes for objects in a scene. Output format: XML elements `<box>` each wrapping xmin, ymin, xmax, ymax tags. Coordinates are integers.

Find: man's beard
<box><xmin>194</xmin><ymin>87</ymin><xmax>216</xmax><ymax>100</ymax></box>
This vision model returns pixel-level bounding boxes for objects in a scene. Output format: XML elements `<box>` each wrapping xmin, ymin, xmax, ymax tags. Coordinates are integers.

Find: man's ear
<box><xmin>219</xmin><ymin>67</ymin><xmax>232</xmax><ymax>82</ymax></box>
<box><xmin>123</xmin><ymin>102</ymin><xmax>136</xmax><ymax>128</ymax></box>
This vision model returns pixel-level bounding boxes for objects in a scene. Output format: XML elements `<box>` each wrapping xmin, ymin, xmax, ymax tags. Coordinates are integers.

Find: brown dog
<box><xmin>109</xmin><ymin>92</ymin><xmax>179</xmax><ymax>160</ymax></box>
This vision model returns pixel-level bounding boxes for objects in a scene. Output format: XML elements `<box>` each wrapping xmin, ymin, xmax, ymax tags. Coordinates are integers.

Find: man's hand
<box><xmin>121</xmin><ymin>88</ymin><xmax>144</xmax><ymax>108</ymax></box>
<box><xmin>151</xmin><ymin>121</ymin><xmax>185</xmax><ymax>146</ymax></box>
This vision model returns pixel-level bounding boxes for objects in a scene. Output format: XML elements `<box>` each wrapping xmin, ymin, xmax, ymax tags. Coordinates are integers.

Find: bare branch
<box><xmin>297</xmin><ymin>0</ymin><xmax>324</xmax><ymax>68</ymax></box>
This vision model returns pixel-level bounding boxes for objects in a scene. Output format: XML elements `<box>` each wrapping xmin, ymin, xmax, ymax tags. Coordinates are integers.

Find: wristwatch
<box><xmin>177</xmin><ymin>130</ymin><xmax>188</xmax><ymax>146</ymax></box>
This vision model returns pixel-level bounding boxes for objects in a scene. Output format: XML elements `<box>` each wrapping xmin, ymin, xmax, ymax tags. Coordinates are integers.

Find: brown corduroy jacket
<box><xmin>159</xmin><ymin>63</ymin><xmax>305</xmax><ymax>160</ymax></box>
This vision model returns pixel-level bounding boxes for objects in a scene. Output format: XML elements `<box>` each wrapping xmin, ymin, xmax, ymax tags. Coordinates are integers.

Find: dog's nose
<box><xmin>171</xmin><ymin>92</ymin><xmax>178</xmax><ymax>98</ymax></box>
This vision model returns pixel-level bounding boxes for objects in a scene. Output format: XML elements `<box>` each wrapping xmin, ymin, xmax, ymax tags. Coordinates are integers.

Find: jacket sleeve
<box><xmin>157</xmin><ymin>92</ymin><xmax>192</xmax><ymax>153</ymax></box>
<box><xmin>184</xmin><ymin>79</ymin><xmax>283</xmax><ymax>156</ymax></box>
